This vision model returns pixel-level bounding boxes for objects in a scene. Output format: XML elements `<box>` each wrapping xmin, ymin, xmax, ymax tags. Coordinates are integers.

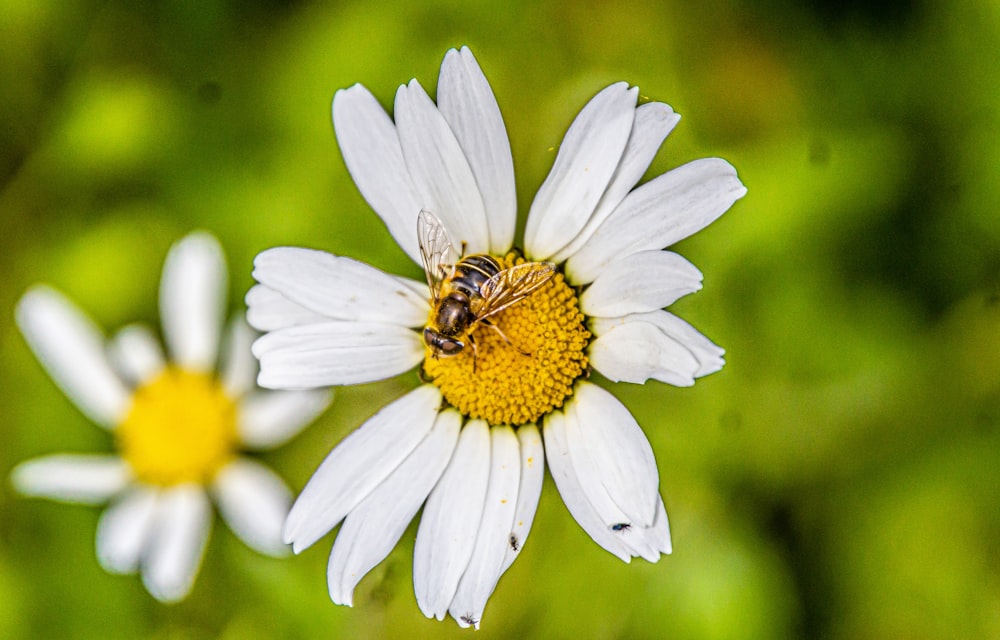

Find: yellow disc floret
<box><xmin>117</xmin><ymin>367</ymin><xmax>237</xmax><ymax>486</ymax></box>
<box><xmin>423</xmin><ymin>254</ymin><xmax>589</xmax><ymax>425</ymax></box>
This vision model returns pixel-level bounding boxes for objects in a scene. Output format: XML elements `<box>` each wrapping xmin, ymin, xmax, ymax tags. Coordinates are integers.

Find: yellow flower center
<box><xmin>423</xmin><ymin>254</ymin><xmax>590</xmax><ymax>425</ymax></box>
<box><xmin>117</xmin><ymin>367</ymin><xmax>238</xmax><ymax>486</ymax></box>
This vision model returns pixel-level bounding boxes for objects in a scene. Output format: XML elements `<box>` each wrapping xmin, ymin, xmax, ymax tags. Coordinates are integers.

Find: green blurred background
<box><xmin>2</xmin><ymin>0</ymin><xmax>999</xmax><ymax>638</ymax></box>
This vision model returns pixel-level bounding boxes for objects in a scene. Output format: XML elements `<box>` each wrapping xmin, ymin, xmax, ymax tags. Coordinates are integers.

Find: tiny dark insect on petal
<box><xmin>508</xmin><ymin>533</ymin><xmax>519</xmax><ymax>552</ymax></box>
<box><xmin>611</xmin><ymin>522</ymin><xmax>631</xmax><ymax>532</ymax></box>
<box><xmin>460</xmin><ymin>614</ymin><xmax>478</xmax><ymax>626</ymax></box>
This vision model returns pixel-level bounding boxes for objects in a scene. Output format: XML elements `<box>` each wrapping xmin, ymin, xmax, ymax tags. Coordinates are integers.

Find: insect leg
<box><xmin>482</xmin><ymin>322</ymin><xmax>530</xmax><ymax>356</ymax></box>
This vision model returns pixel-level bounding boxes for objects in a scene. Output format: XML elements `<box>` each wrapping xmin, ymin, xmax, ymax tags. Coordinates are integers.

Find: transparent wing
<box><xmin>476</xmin><ymin>262</ymin><xmax>556</xmax><ymax>321</ymax></box>
<box><xmin>417</xmin><ymin>210</ymin><xmax>458</xmax><ymax>302</ymax></box>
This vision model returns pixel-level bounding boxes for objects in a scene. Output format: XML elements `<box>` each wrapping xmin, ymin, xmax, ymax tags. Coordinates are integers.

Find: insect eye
<box><xmin>442</xmin><ymin>339</ymin><xmax>464</xmax><ymax>354</ymax></box>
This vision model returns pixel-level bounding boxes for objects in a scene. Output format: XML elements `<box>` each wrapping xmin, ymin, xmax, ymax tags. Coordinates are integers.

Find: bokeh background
<box><xmin>2</xmin><ymin>0</ymin><xmax>999</xmax><ymax>638</ymax></box>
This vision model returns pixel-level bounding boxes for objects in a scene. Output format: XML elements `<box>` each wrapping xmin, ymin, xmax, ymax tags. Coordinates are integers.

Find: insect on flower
<box><xmin>418</xmin><ymin>210</ymin><xmax>555</xmax><ymax>359</ymax></box>
<box><xmin>250</xmin><ymin>45</ymin><xmax>746</xmax><ymax>629</ymax></box>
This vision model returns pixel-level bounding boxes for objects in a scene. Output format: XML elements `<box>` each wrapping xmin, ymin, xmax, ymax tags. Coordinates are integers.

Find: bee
<box><xmin>508</xmin><ymin>533</ymin><xmax>520</xmax><ymax>552</ymax></box>
<box><xmin>418</xmin><ymin>210</ymin><xmax>555</xmax><ymax>358</ymax></box>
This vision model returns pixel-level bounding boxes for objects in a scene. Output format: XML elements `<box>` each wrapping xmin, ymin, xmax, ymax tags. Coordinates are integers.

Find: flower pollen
<box><xmin>117</xmin><ymin>367</ymin><xmax>237</xmax><ymax>486</ymax></box>
<box><xmin>423</xmin><ymin>254</ymin><xmax>589</xmax><ymax>425</ymax></box>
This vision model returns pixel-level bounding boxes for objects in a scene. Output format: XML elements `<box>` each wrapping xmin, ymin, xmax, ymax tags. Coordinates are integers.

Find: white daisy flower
<box><xmin>11</xmin><ymin>232</ymin><xmax>332</xmax><ymax>603</ymax></box>
<box><xmin>249</xmin><ymin>46</ymin><xmax>746</xmax><ymax>627</ymax></box>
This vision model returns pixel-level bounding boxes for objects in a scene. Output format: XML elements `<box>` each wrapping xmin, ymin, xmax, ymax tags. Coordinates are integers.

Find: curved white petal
<box><xmin>11</xmin><ymin>454</ymin><xmax>131</xmax><ymax>504</ymax></box>
<box><xmin>237</xmin><ymin>389</ymin><xmax>332</xmax><ymax>450</ymax></box>
<box><xmin>15</xmin><ymin>286</ymin><xmax>130</xmax><ymax>428</ymax></box>
<box><xmin>438</xmin><ymin>47</ymin><xmax>516</xmax><ymax>254</ymax></box>
<box><xmin>96</xmin><ymin>485</ymin><xmax>159</xmax><ymax>574</ymax></box>
<box><xmin>551</xmin><ymin>102</ymin><xmax>681</xmax><ymax>263</ymax></box>
<box><xmin>498</xmin><ymin>424</ymin><xmax>544</xmax><ymax>575</ymax></box>
<box><xmin>333</xmin><ymin>84</ymin><xmax>424</xmax><ymax>264</ymax></box>
<box><xmin>566</xmin><ymin>157</ymin><xmax>747</xmax><ymax>284</ymax></box>
<box><xmin>548</xmin><ymin>405</ymin><xmax>668</xmax><ymax>564</ymax></box>
<box><xmin>591</xmin><ymin>310</ymin><xmax>724</xmax><ymax>378</ymax></box>
<box><xmin>252</xmin><ymin>321</ymin><xmax>424</xmax><ymax>390</ymax></box>
<box><xmin>524</xmin><ymin>83</ymin><xmax>638</xmax><ymax>260</ymax></box>
<box><xmin>567</xmin><ymin>383</ymin><xmax>659</xmax><ymax>528</ymax></box>
<box><xmin>212</xmin><ymin>458</ymin><xmax>292</xmax><ymax>556</ymax></box>
<box><xmin>449</xmin><ymin>425</ymin><xmax>520</xmax><ymax>629</ymax></box>
<box><xmin>142</xmin><ymin>484</ymin><xmax>211</xmax><ymax>603</ymax></box>
<box><xmin>647</xmin><ymin>496</ymin><xmax>673</xmax><ymax>555</ymax></box>
<box><xmin>413</xmin><ymin>419</ymin><xmax>491</xmax><ymax>621</ymax></box>
<box><xmin>245</xmin><ymin>284</ymin><xmax>327</xmax><ymax>333</ymax></box>
<box><xmin>220</xmin><ymin>318</ymin><xmax>258</xmax><ymax>400</ymax></box>
<box><xmin>394</xmin><ymin>79</ymin><xmax>490</xmax><ymax>255</ymax></box>
<box><xmin>327</xmin><ymin>409</ymin><xmax>461</xmax><ymax>606</ymax></box>
<box><xmin>283</xmin><ymin>385</ymin><xmax>441</xmax><ymax>553</ymax></box>
<box><xmin>393</xmin><ymin>274</ymin><xmax>431</xmax><ymax>299</ymax></box>
<box><xmin>580</xmin><ymin>250</ymin><xmax>703</xmax><ymax>318</ymax></box>
<box><xmin>594</xmin><ymin>496</ymin><xmax>672</xmax><ymax>563</ymax></box>
<box><xmin>542</xmin><ymin>411</ymin><xmax>630</xmax><ymax>562</ymax></box>
<box><xmin>107</xmin><ymin>324</ymin><xmax>165</xmax><ymax>387</ymax></box>
<box><xmin>252</xmin><ymin>248</ymin><xmax>428</xmax><ymax>328</ymax></box>
<box><xmin>589</xmin><ymin>320</ymin><xmax>701</xmax><ymax>386</ymax></box>
<box><xmin>159</xmin><ymin>232</ymin><xmax>227</xmax><ymax>372</ymax></box>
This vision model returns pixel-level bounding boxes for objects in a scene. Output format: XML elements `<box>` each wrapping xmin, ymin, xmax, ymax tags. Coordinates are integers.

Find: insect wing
<box><xmin>477</xmin><ymin>262</ymin><xmax>556</xmax><ymax>320</ymax></box>
<box><xmin>417</xmin><ymin>210</ymin><xmax>458</xmax><ymax>302</ymax></box>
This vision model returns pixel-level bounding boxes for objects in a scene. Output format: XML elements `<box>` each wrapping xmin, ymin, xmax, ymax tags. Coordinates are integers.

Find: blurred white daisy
<box><xmin>11</xmin><ymin>232</ymin><xmax>331</xmax><ymax>603</ymax></box>
<box><xmin>249</xmin><ymin>46</ymin><xmax>746</xmax><ymax>627</ymax></box>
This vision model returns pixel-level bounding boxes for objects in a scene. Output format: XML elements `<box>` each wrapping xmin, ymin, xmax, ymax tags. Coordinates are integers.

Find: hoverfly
<box><xmin>418</xmin><ymin>210</ymin><xmax>555</xmax><ymax>358</ymax></box>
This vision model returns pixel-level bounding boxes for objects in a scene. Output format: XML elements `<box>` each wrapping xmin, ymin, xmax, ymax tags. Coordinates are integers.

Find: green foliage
<box><xmin>2</xmin><ymin>0</ymin><xmax>999</xmax><ymax>638</ymax></box>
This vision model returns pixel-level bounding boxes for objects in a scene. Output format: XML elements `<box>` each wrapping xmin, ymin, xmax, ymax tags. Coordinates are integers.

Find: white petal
<box><xmin>283</xmin><ymin>385</ymin><xmax>441</xmax><ymax>553</ymax></box>
<box><xmin>395</xmin><ymin>79</ymin><xmax>490</xmax><ymax>255</ymax></box>
<box><xmin>245</xmin><ymin>284</ymin><xmax>327</xmax><ymax>332</ymax></box>
<box><xmin>579</xmin><ymin>250</ymin><xmax>703</xmax><ymax>318</ymax></box>
<box><xmin>212</xmin><ymin>458</ymin><xmax>292</xmax><ymax>556</ymax></box>
<box><xmin>252</xmin><ymin>248</ymin><xmax>428</xmax><ymax>327</ymax></box>
<box><xmin>327</xmin><ymin>409</ymin><xmax>461</xmax><ymax>606</ymax></box>
<box><xmin>237</xmin><ymin>389</ymin><xmax>332</xmax><ymax>450</ymax></box>
<box><xmin>393</xmin><ymin>274</ymin><xmax>431</xmax><ymax>300</ymax></box>
<box><xmin>566</xmin><ymin>157</ymin><xmax>747</xmax><ymax>284</ymax></box>
<box><xmin>551</xmin><ymin>102</ymin><xmax>681</xmax><ymax>263</ymax></box>
<box><xmin>96</xmin><ymin>485</ymin><xmax>159</xmax><ymax>574</ymax></box>
<box><xmin>605</xmin><ymin>521</ymin><xmax>661</xmax><ymax>563</ymax></box>
<box><xmin>142</xmin><ymin>484</ymin><xmax>211</xmax><ymax>603</ymax></box>
<box><xmin>220</xmin><ymin>318</ymin><xmax>258</xmax><ymax>399</ymax></box>
<box><xmin>566</xmin><ymin>383</ymin><xmax>659</xmax><ymax>528</ymax></box>
<box><xmin>542</xmin><ymin>411</ymin><xmax>631</xmax><ymax>562</ymax></box>
<box><xmin>333</xmin><ymin>84</ymin><xmax>424</xmax><ymax>265</ymax></box>
<box><xmin>498</xmin><ymin>424</ymin><xmax>544</xmax><ymax>575</ymax></box>
<box><xmin>413</xmin><ymin>419</ymin><xmax>491</xmax><ymax>621</ymax></box>
<box><xmin>589</xmin><ymin>319</ymin><xmax>701</xmax><ymax>386</ymax></box>
<box><xmin>524</xmin><ymin>83</ymin><xmax>638</xmax><ymax>260</ymax></box>
<box><xmin>594</xmin><ymin>497</ymin><xmax>672</xmax><ymax>564</ymax></box>
<box><xmin>11</xmin><ymin>454</ymin><xmax>131</xmax><ymax>504</ymax></box>
<box><xmin>252</xmin><ymin>321</ymin><xmax>424</xmax><ymax>390</ymax></box>
<box><xmin>552</xmin><ymin>395</ymin><xmax>660</xmax><ymax>563</ymax></box>
<box><xmin>591</xmin><ymin>310</ymin><xmax>725</xmax><ymax>378</ymax></box>
<box><xmin>438</xmin><ymin>47</ymin><xmax>516</xmax><ymax>254</ymax></box>
<box><xmin>15</xmin><ymin>286</ymin><xmax>130</xmax><ymax>428</ymax></box>
<box><xmin>449</xmin><ymin>425</ymin><xmax>520</xmax><ymax>629</ymax></box>
<box><xmin>107</xmin><ymin>324</ymin><xmax>165</xmax><ymax>387</ymax></box>
<box><xmin>159</xmin><ymin>232</ymin><xmax>227</xmax><ymax>372</ymax></box>
<box><xmin>646</xmin><ymin>496</ymin><xmax>673</xmax><ymax>555</ymax></box>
